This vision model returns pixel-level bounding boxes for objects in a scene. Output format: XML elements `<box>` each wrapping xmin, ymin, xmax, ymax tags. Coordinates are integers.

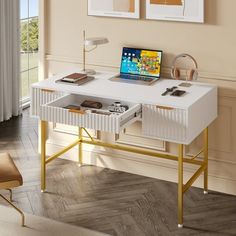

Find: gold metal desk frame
<box><xmin>40</xmin><ymin>120</ymin><xmax>209</xmax><ymax>228</ymax></box>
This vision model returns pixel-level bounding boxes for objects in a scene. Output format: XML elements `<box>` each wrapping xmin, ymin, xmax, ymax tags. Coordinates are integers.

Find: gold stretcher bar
<box><xmin>40</xmin><ymin>120</ymin><xmax>209</xmax><ymax>228</ymax></box>
<box><xmin>81</xmin><ymin>139</ymin><xmax>204</xmax><ymax>166</ymax></box>
<box><xmin>183</xmin><ymin>163</ymin><xmax>207</xmax><ymax>193</ymax></box>
<box><xmin>46</xmin><ymin>139</ymin><xmax>81</xmax><ymax>164</ymax></box>
<box><xmin>191</xmin><ymin>149</ymin><xmax>204</xmax><ymax>160</ymax></box>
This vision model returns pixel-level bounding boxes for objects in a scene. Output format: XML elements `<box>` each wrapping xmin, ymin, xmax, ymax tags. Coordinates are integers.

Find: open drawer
<box><xmin>40</xmin><ymin>94</ymin><xmax>141</xmax><ymax>134</ymax></box>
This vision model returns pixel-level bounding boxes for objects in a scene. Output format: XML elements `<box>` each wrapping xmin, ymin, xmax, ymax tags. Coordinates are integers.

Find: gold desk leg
<box><xmin>6</xmin><ymin>189</ymin><xmax>13</xmax><ymax>202</ymax></box>
<box><xmin>41</xmin><ymin>120</ymin><xmax>47</xmax><ymax>192</ymax></box>
<box><xmin>178</xmin><ymin>144</ymin><xmax>184</xmax><ymax>228</ymax></box>
<box><xmin>204</xmin><ymin>127</ymin><xmax>209</xmax><ymax>194</ymax></box>
<box><xmin>0</xmin><ymin>193</ymin><xmax>25</xmax><ymax>226</ymax></box>
<box><xmin>79</xmin><ymin>127</ymin><xmax>83</xmax><ymax>166</ymax></box>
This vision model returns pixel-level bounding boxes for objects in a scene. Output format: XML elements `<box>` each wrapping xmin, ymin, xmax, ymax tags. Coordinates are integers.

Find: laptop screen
<box><xmin>120</xmin><ymin>47</ymin><xmax>163</xmax><ymax>78</ymax></box>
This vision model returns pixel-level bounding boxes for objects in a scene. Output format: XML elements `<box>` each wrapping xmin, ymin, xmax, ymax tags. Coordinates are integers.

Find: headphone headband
<box><xmin>171</xmin><ymin>53</ymin><xmax>198</xmax><ymax>70</ymax></box>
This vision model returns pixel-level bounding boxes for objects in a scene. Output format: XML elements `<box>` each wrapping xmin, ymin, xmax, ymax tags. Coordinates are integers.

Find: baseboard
<box><xmin>46</xmin><ymin>140</ymin><xmax>236</xmax><ymax>196</ymax></box>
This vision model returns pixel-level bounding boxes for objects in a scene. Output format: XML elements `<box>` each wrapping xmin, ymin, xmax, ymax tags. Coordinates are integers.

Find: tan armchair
<box><xmin>0</xmin><ymin>153</ymin><xmax>25</xmax><ymax>226</ymax></box>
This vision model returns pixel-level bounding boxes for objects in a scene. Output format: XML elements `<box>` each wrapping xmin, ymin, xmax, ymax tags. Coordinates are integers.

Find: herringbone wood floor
<box><xmin>0</xmin><ymin>110</ymin><xmax>236</xmax><ymax>236</ymax></box>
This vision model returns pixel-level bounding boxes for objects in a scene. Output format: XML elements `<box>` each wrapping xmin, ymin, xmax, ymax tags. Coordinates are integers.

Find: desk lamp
<box><xmin>83</xmin><ymin>30</ymin><xmax>109</xmax><ymax>75</ymax></box>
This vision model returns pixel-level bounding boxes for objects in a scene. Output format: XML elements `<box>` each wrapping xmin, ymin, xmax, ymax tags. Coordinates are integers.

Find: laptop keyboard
<box><xmin>120</xmin><ymin>74</ymin><xmax>154</xmax><ymax>82</ymax></box>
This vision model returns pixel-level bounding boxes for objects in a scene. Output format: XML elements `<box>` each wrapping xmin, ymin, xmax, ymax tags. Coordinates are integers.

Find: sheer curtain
<box><xmin>0</xmin><ymin>0</ymin><xmax>21</xmax><ymax>122</ymax></box>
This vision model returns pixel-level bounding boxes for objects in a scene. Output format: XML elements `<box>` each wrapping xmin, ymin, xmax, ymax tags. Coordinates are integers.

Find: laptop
<box><xmin>110</xmin><ymin>47</ymin><xmax>163</xmax><ymax>85</ymax></box>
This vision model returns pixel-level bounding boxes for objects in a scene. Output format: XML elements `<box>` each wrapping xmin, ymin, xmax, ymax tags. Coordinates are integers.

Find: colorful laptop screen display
<box><xmin>120</xmin><ymin>47</ymin><xmax>162</xmax><ymax>78</ymax></box>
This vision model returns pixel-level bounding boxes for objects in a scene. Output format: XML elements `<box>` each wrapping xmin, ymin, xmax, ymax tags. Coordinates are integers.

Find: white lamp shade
<box><xmin>84</xmin><ymin>37</ymin><xmax>109</xmax><ymax>46</ymax></box>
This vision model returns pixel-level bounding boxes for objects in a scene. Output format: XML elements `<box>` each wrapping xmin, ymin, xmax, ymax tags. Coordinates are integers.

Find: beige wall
<box><xmin>46</xmin><ymin>0</ymin><xmax>236</xmax><ymax>79</ymax></box>
<box><xmin>42</xmin><ymin>0</ymin><xmax>236</xmax><ymax>195</ymax></box>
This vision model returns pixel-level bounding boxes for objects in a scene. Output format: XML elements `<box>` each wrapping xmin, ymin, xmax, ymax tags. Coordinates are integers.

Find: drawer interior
<box><xmin>41</xmin><ymin>94</ymin><xmax>141</xmax><ymax>133</ymax></box>
<box><xmin>45</xmin><ymin>94</ymin><xmax>141</xmax><ymax>120</ymax></box>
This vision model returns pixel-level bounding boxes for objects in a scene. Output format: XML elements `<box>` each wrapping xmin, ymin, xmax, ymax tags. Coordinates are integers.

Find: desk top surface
<box><xmin>32</xmin><ymin>69</ymin><xmax>217</xmax><ymax>109</ymax></box>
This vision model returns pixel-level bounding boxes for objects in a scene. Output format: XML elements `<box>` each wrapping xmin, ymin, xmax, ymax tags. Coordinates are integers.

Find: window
<box><xmin>20</xmin><ymin>0</ymin><xmax>39</xmax><ymax>103</ymax></box>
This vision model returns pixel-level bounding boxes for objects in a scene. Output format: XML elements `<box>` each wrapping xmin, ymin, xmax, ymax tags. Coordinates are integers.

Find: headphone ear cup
<box><xmin>188</xmin><ymin>69</ymin><xmax>198</xmax><ymax>81</ymax></box>
<box><xmin>171</xmin><ymin>68</ymin><xmax>175</xmax><ymax>79</ymax></box>
<box><xmin>172</xmin><ymin>68</ymin><xmax>180</xmax><ymax>80</ymax></box>
<box><xmin>193</xmin><ymin>70</ymin><xmax>198</xmax><ymax>80</ymax></box>
<box><xmin>188</xmin><ymin>69</ymin><xmax>195</xmax><ymax>81</ymax></box>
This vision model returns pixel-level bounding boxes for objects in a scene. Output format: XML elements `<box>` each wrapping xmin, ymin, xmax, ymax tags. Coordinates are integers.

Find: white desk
<box><xmin>31</xmin><ymin>69</ymin><xmax>218</xmax><ymax>228</ymax></box>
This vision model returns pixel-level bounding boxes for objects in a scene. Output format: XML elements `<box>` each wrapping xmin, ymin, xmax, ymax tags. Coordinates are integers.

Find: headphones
<box><xmin>171</xmin><ymin>54</ymin><xmax>198</xmax><ymax>81</ymax></box>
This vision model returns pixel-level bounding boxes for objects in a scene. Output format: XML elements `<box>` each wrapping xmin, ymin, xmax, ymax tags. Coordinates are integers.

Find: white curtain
<box><xmin>0</xmin><ymin>0</ymin><xmax>21</xmax><ymax>122</ymax></box>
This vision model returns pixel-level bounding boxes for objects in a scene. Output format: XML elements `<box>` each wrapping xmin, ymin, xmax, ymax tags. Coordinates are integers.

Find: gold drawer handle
<box><xmin>69</xmin><ymin>109</ymin><xmax>86</xmax><ymax>115</ymax></box>
<box><xmin>41</xmin><ymin>89</ymin><xmax>55</xmax><ymax>93</ymax></box>
<box><xmin>156</xmin><ymin>105</ymin><xmax>174</xmax><ymax>110</ymax></box>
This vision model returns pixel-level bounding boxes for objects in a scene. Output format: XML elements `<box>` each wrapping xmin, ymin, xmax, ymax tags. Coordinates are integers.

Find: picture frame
<box><xmin>146</xmin><ymin>0</ymin><xmax>204</xmax><ymax>23</ymax></box>
<box><xmin>88</xmin><ymin>0</ymin><xmax>140</xmax><ymax>19</ymax></box>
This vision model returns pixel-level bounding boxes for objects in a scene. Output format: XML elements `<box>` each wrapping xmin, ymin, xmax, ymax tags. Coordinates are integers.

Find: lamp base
<box><xmin>82</xmin><ymin>69</ymin><xmax>96</xmax><ymax>75</ymax></box>
<box><xmin>178</xmin><ymin>82</ymin><xmax>192</xmax><ymax>87</ymax></box>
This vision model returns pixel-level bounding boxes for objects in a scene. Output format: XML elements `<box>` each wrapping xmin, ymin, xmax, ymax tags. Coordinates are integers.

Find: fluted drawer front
<box><xmin>142</xmin><ymin>104</ymin><xmax>187</xmax><ymax>143</ymax></box>
<box><xmin>30</xmin><ymin>87</ymin><xmax>65</xmax><ymax>117</ymax></box>
<box><xmin>40</xmin><ymin>94</ymin><xmax>141</xmax><ymax>134</ymax></box>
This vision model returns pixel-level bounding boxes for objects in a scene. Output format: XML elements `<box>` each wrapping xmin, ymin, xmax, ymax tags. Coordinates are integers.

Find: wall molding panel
<box><xmin>46</xmin><ymin>54</ymin><xmax>236</xmax><ymax>84</ymax></box>
<box><xmin>53</xmin><ymin>123</ymin><xmax>101</xmax><ymax>140</ymax></box>
<box><xmin>116</xmin><ymin>120</ymin><xmax>166</xmax><ymax>152</ymax></box>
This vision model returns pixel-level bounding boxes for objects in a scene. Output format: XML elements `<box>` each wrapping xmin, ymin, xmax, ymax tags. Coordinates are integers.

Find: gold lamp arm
<box><xmin>82</xmin><ymin>30</ymin><xmax>108</xmax><ymax>74</ymax></box>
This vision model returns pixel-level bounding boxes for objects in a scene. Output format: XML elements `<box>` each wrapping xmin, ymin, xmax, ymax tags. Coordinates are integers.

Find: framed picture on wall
<box><xmin>146</xmin><ymin>0</ymin><xmax>204</xmax><ymax>23</ymax></box>
<box><xmin>88</xmin><ymin>0</ymin><xmax>140</xmax><ymax>19</ymax></box>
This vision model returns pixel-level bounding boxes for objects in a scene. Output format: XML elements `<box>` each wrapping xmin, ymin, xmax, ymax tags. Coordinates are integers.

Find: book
<box><xmin>61</xmin><ymin>73</ymin><xmax>87</xmax><ymax>83</ymax></box>
<box><xmin>56</xmin><ymin>76</ymin><xmax>94</xmax><ymax>86</ymax></box>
